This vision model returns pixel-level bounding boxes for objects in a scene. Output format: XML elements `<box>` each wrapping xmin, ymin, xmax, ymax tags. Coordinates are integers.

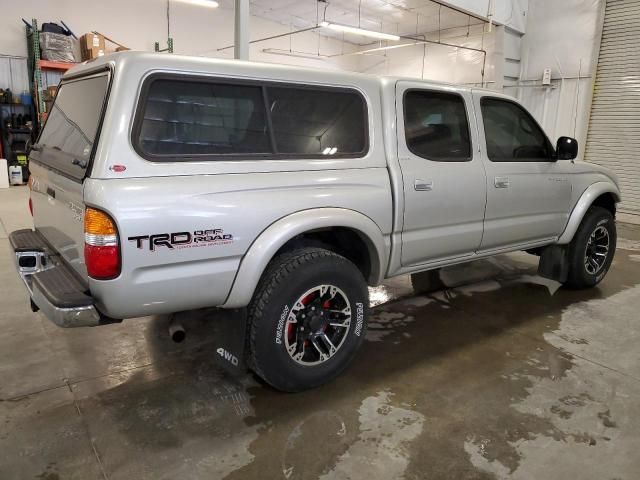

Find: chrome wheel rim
<box><xmin>284</xmin><ymin>284</ymin><xmax>351</xmax><ymax>366</ymax></box>
<box><xmin>584</xmin><ymin>225</ymin><xmax>610</xmax><ymax>275</ymax></box>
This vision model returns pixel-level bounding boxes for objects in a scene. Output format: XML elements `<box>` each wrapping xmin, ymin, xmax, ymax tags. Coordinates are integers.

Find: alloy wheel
<box><xmin>584</xmin><ymin>225</ymin><xmax>610</xmax><ymax>275</ymax></box>
<box><xmin>284</xmin><ymin>284</ymin><xmax>352</xmax><ymax>366</ymax></box>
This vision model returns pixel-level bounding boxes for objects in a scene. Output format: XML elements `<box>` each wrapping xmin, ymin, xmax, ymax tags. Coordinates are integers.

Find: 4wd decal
<box><xmin>216</xmin><ymin>347</ymin><xmax>239</xmax><ymax>366</ymax></box>
<box><xmin>128</xmin><ymin>229</ymin><xmax>233</xmax><ymax>251</ymax></box>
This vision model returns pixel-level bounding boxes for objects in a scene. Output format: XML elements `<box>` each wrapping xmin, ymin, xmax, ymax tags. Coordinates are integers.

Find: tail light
<box><xmin>84</xmin><ymin>207</ymin><xmax>120</xmax><ymax>279</ymax></box>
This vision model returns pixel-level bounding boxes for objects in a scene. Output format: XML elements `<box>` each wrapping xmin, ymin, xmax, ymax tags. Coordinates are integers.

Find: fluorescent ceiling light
<box><xmin>262</xmin><ymin>48</ymin><xmax>329</xmax><ymax>60</ymax></box>
<box><xmin>175</xmin><ymin>0</ymin><xmax>219</xmax><ymax>8</ymax></box>
<box><xmin>319</xmin><ymin>21</ymin><xmax>400</xmax><ymax>41</ymax></box>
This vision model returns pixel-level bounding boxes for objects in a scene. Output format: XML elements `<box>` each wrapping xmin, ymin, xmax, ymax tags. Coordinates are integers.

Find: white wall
<box><xmin>516</xmin><ymin>0</ymin><xmax>603</xmax><ymax>147</ymax></box>
<box><xmin>0</xmin><ymin>0</ymin><xmax>358</xmax><ymax>70</ymax></box>
<box><xmin>440</xmin><ymin>0</ymin><xmax>529</xmax><ymax>33</ymax></box>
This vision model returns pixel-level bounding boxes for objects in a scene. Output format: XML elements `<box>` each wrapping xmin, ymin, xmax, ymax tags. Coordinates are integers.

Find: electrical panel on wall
<box><xmin>542</xmin><ymin>68</ymin><xmax>552</xmax><ymax>86</ymax></box>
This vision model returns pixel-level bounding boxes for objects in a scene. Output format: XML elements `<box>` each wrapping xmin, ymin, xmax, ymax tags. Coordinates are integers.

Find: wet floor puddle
<box><xmin>6</xmin><ymin>242</ymin><xmax>640</xmax><ymax>479</ymax></box>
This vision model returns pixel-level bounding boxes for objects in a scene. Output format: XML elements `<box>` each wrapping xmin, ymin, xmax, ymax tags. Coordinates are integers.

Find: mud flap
<box><xmin>172</xmin><ymin>308</ymin><xmax>248</xmax><ymax>375</ymax></box>
<box><xmin>538</xmin><ymin>245</ymin><xmax>569</xmax><ymax>283</ymax></box>
<box><xmin>209</xmin><ymin>308</ymin><xmax>248</xmax><ymax>375</ymax></box>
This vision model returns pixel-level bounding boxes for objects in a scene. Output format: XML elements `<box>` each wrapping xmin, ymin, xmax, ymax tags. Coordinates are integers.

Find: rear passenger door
<box><xmin>473</xmin><ymin>93</ymin><xmax>572</xmax><ymax>251</ymax></box>
<box><xmin>396</xmin><ymin>82</ymin><xmax>487</xmax><ymax>267</ymax></box>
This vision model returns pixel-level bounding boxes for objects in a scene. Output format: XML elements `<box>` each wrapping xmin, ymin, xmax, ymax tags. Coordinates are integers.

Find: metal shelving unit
<box><xmin>26</xmin><ymin>18</ymin><xmax>76</xmax><ymax>126</ymax></box>
<box><xmin>0</xmin><ymin>52</ymin><xmax>35</xmax><ymax>175</ymax></box>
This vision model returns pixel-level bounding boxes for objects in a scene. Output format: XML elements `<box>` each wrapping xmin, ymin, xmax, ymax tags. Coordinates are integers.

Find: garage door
<box><xmin>585</xmin><ymin>0</ymin><xmax>640</xmax><ymax>214</ymax></box>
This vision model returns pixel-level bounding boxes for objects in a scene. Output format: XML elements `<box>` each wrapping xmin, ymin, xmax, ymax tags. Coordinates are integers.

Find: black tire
<box><xmin>565</xmin><ymin>206</ymin><xmax>616</xmax><ymax>289</ymax></box>
<box><xmin>246</xmin><ymin>247</ymin><xmax>369</xmax><ymax>392</ymax></box>
<box><xmin>411</xmin><ymin>269</ymin><xmax>445</xmax><ymax>294</ymax></box>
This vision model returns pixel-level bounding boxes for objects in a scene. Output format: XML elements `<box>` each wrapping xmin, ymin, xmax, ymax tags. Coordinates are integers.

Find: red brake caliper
<box><xmin>322</xmin><ymin>298</ymin><xmax>331</xmax><ymax>331</ymax></box>
<box><xmin>290</xmin><ymin>292</ymin><xmax>316</xmax><ymax>344</ymax></box>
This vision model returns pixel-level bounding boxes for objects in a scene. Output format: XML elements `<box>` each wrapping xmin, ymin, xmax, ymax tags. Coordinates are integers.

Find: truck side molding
<box><xmin>557</xmin><ymin>182</ymin><xmax>621</xmax><ymax>245</ymax></box>
<box><xmin>222</xmin><ymin>208</ymin><xmax>389</xmax><ymax>309</ymax></box>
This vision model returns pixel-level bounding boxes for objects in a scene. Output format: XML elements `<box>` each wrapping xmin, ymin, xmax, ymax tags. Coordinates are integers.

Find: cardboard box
<box><xmin>79</xmin><ymin>33</ymin><xmax>105</xmax><ymax>51</ymax></box>
<box><xmin>45</xmin><ymin>86</ymin><xmax>57</xmax><ymax>101</ymax></box>
<box><xmin>81</xmin><ymin>46</ymin><xmax>105</xmax><ymax>61</ymax></box>
<box><xmin>80</xmin><ymin>33</ymin><xmax>106</xmax><ymax>61</ymax></box>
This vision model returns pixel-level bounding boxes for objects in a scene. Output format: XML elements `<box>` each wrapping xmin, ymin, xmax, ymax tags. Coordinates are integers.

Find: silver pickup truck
<box><xmin>10</xmin><ymin>52</ymin><xmax>620</xmax><ymax>391</ymax></box>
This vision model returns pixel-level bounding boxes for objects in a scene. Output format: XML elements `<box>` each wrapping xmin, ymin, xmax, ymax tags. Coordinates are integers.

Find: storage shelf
<box><xmin>37</xmin><ymin>60</ymin><xmax>76</xmax><ymax>71</ymax></box>
<box><xmin>0</xmin><ymin>103</ymin><xmax>31</xmax><ymax>108</ymax></box>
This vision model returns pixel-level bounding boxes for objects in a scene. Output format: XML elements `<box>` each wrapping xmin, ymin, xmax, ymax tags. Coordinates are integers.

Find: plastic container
<box><xmin>9</xmin><ymin>165</ymin><xmax>24</xmax><ymax>185</ymax></box>
<box><xmin>20</xmin><ymin>92</ymin><xmax>32</xmax><ymax>106</ymax></box>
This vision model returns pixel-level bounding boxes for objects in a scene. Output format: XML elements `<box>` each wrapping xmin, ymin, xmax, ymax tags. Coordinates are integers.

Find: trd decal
<box><xmin>128</xmin><ymin>229</ymin><xmax>233</xmax><ymax>251</ymax></box>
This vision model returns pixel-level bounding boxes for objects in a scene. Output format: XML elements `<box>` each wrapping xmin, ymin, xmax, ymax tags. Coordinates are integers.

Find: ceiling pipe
<box><xmin>328</xmin><ymin>34</ymin><xmax>485</xmax><ymax>57</ymax></box>
<box><xmin>262</xmin><ymin>48</ymin><xmax>331</xmax><ymax>60</ymax></box>
<box><xmin>217</xmin><ymin>26</ymin><xmax>318</xmax><ymax>52</ymax></box>
<box><xmin>219</xmin><ymin>26</ymin><xmax>486</xmax><ymax>58</ymax></box>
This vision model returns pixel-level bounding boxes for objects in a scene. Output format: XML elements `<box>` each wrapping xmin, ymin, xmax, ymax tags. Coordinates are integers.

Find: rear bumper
<box><xmin>9</xmin><ymin>229</ymin><xmax>116</xmax><ymax>328</ymax></box>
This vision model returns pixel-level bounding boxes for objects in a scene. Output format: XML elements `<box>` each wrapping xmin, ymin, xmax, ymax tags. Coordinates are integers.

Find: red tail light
<box><xmin>84</xmin><ymin>207</ymin><xmax>120</xmax><ymax>279</ymax></box>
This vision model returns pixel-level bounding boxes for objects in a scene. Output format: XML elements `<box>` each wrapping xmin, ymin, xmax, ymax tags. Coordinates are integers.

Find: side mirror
<box><xmin>556</xmin><ymin>136</ymin><xmax>578</xmax><ymax>160</ymax></box>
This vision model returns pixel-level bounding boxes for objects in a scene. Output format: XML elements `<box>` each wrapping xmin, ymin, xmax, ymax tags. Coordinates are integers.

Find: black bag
<box><xmin>41</xmin><ymin>22</ymin><xmax>67</xmax><ymax>35</ymax></box>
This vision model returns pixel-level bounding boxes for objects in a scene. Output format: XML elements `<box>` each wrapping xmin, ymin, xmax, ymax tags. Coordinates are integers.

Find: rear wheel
<box><xmin>246</xmin><ymin>247</ymin><xmax>369</xmax><ymax>392</ymax></box>
<box><xmin>565</xmin><ymin>206</ymin><xmax>616</xmax><ymax>289</ymax></box>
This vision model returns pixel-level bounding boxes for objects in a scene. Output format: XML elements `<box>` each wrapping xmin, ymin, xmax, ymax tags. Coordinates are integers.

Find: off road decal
<box><xmin>354</xmin><ymin>302</ymin><xmax>364</xmax><ymax>336</ymax></box>
<box><xmin>128</xmin><ymin>229</ymin><xmax>233</xmax><ymax>251</ymax></box>
<box><xmin>275</xmin><ymin>305</ymin><xmax>289</xmax><ymax>345</ymax></box>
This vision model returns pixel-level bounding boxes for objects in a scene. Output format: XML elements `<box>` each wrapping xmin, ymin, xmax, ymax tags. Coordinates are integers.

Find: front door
<box><xmin>472</xmin><ymin>93</ymin><xmax>573</xmax><ymax>251</ymax></box>
<box><xmin>397</xmin><ymin>82</ymin><xmax>487</xmax><ymax>267</ymax></box>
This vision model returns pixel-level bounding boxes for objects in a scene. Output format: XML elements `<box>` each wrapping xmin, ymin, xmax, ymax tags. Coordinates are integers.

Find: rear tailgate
<box><xmin>29</xmin><ymin>71</ymin><xmax>110</xmax><ymax>279</ymax></box>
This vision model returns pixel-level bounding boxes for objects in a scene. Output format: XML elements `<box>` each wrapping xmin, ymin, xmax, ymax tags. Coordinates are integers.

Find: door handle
<box><xmin>494</xmin><ymin>176</ymin><xmax>510</xmax><ymax>188</ymax></box>
<box><xmin>414</xmin><ymin>179</ymin><xmax>433</xmax><ymax>191</ymax></box>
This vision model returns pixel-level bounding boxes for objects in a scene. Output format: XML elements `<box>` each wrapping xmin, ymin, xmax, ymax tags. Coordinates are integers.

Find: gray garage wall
<box><xmin>516</xmin><ymin>0</ymin><xmax>603</xmax><ymax>149</ymax></box>
<box><xmin>585</xmin><ymin>0</ymin><xmax>640</xmax><ymax>215</ymax></box>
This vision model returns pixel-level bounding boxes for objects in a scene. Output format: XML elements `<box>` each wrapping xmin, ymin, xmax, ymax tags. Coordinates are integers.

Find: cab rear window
<box><xmin>37</xmin><ymin>74</ymin><xmax>109</xmax><ymax>178</ymax></box>
<box><xmin>133</xmin><ymin>75</ymin><xmax>369</xmax><ymax>161</ymax></box>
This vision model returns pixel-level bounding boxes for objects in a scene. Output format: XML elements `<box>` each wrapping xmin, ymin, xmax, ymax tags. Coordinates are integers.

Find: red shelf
<box><xmin>37</xmin><ymin>60</ymin><xmax>76</xmax><ymax>71</ymax></box>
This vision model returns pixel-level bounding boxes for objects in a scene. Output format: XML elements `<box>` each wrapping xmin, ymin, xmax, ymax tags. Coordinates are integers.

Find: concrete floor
<box><xmin>1</xmin><ymin>185</ymin><xmax>640</xmax><ymax>480</ymax></box>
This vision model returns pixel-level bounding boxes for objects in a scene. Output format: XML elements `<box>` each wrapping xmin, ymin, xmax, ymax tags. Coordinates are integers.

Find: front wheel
<box><xmin>246</xmin><ymin>248</ymin><xmax>369</xmax><ymax>392</ymax></box>
<box><xmin>565</xmin><ymin>206</ymin><xmax>616</xmax><ymax>289</ymax></box>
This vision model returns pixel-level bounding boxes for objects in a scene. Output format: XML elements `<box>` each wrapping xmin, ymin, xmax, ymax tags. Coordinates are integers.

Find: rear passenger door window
<box><xmin>480</xmin><ymin>98</ymin><xmax>553</xmax><ymax>162</ymax></box>
<box><xmin>403</xmin><ymin>90</ymin><xmax>471</xmax><ymax>162</ymax></box>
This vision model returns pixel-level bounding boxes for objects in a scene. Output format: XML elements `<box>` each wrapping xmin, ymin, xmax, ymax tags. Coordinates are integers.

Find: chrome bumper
<box><xmin>10</xmin><ymin>229</ymin><xmax>103</xmax><ymax>328</ymax></box>
<box><xmin>31</xmin><ymin>283</ymin><xmax>101</xmax><ymax>328</ymax></box>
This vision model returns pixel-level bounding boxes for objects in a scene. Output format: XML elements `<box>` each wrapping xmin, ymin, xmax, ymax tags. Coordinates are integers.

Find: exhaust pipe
<box><xmin>169</xmin><ymin>316</ymin><xmax>186</xmax><ymax>343</ymax></box>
